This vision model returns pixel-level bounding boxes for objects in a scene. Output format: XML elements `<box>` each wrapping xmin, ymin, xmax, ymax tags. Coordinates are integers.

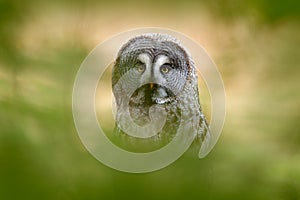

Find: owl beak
<box><xmin>150</xmin><ymin>83</ymin><xmax>154</xmax><ymax>90</ymax></box>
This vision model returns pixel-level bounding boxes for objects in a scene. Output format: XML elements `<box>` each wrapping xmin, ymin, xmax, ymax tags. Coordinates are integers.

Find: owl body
<box><xmin>112</xmin><ymin>34</ymin><xmax>209</xmax><ymax>149</ymax></box>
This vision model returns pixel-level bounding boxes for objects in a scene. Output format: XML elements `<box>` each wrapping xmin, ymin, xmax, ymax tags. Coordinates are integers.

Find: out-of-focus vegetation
<box><xmin>0</xmin><ymin>0</ymin><xmax>299</xmax><ymax>199</ymax></box>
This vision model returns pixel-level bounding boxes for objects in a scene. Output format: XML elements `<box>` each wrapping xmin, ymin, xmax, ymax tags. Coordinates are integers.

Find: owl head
<box><xmin>112</xmin><ymin>34</ymin><xmax>198</xmax><ymax>117</ymax></box>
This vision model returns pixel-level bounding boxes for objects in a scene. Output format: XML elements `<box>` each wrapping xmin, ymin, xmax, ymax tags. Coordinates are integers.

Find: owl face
<box><xmin>112</xmin><ymin>34</ymin><xmax>191</xmax><ymax>108</ymax></box>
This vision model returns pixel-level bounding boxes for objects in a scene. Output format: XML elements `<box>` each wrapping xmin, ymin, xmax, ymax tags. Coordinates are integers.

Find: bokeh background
<box><xmin>1</xmin><ymin>0</ymin><xmax>299</xmax><ymax>199</ymax></box>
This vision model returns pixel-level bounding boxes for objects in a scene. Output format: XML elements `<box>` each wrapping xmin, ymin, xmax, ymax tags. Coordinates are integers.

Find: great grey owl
<box><xmin>111</xmin><ymin>33</ymin><xmax>210</xmax><ymax>151</ymax></box>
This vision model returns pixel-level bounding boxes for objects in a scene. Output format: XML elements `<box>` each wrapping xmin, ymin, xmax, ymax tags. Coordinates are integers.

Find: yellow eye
<box><xmin>136</xmin><ymin>64</ymin><xmax>145</xmax><ymax>72</ymax></box>
<box><xmin>160</xmin><ymin>65</ymin><xmax>170</xmax><ymax>74</ymax></box>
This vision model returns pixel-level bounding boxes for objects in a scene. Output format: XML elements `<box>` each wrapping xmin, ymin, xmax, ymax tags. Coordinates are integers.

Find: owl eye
<box><xmin>135</xmin><ymin>62</ymin><xmax>145</xmax><ymax>73</ymax></box>
<box><xmin>160</xmin><ymin>64</ymin><xmax>172</xmax><ymax>74</ymax></box>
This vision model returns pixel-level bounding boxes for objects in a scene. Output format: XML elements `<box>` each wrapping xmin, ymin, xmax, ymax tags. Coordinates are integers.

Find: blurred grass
<box><xmin>0</xmin><ymin>0</ymin><xmax>300</xmax><ymax>199</ymax></box>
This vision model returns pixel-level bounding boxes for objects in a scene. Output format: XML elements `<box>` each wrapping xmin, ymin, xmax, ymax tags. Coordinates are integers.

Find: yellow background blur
<box><xmin>0</xmin><ymin>0</ymin><xmax>299</xmax><ymax>199</ymax></box>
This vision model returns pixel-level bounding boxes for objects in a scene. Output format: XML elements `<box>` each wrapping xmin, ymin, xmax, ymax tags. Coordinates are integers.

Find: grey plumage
<box><xmin>112</xmin><ymin>33</ymin><xmax>210</xmax><ymax>151</ymax></box>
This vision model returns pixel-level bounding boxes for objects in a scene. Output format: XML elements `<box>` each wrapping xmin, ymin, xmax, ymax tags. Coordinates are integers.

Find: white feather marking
<box><xmin>137</xmin><ymin>53</ymin><xmax>151</xmax><ymax>66</ymax></box>
<box><xmin>154</xmin><ymin>55</ymin><xmax>170</xmax><ymax>68</ymax></box>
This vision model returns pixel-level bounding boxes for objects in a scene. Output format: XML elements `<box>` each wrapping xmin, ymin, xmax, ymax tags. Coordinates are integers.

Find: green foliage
<box><xmin>0</xmin><ymin>0</ymin><xmax>299</xmax><ymax>199</ymax></box>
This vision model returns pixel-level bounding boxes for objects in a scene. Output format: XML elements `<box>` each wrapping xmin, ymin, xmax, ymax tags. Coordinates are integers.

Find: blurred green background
<box><xmin>1</xmin><ymin>0</ymin><xmax>300</xmax><ymax>199</ymax></box>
